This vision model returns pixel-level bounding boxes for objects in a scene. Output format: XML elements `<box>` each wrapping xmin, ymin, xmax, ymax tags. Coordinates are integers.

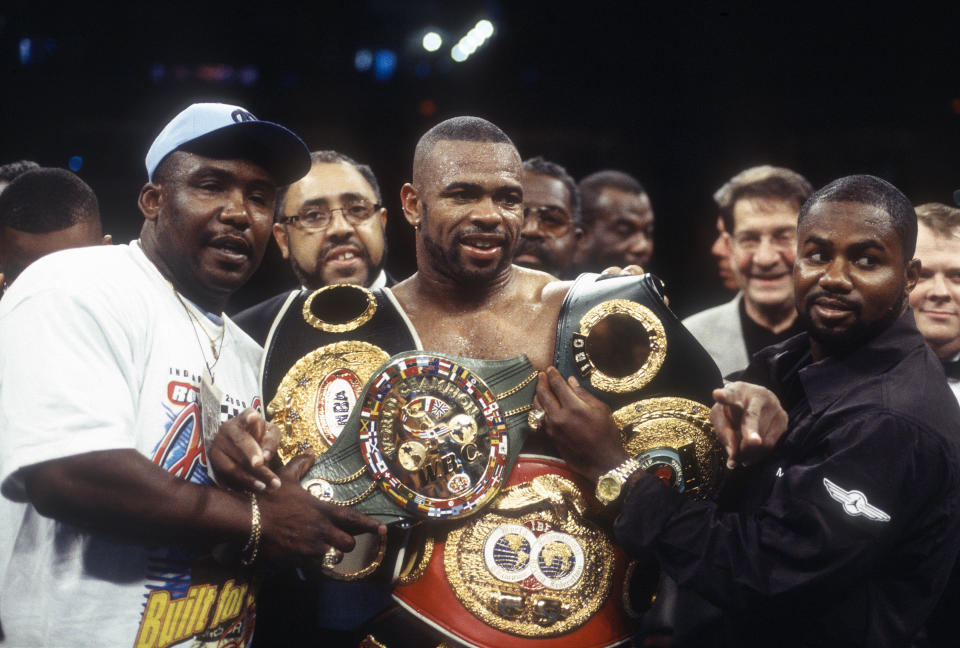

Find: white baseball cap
<box><xmin>145</xmin><ymin>102</ymin><xmax>310</xmax><ymax>185</ymax></box>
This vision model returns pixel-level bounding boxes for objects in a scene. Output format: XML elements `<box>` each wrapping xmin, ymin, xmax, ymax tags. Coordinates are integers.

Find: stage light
<box><xmin>373</xmin><ymin>49</ymin><xmax>397</xmax><ymax>81</ymax></box>
<box><xmin>149</xmin><ymin>64</ymin><xmax>166</xmax><ymax>83</ymax></box>
<box><xmin>463</xmin><ymin>28</ymin><xmax>482</xmax><ymax>49</ymax></box>
<box><xmin>239</xmin><ymin>66</ymin><xmax>259</xmax><ymax>86</ymax></box>
<box><xmin>355</xmin><ymin>49</ymin><xmax>373</xmax><ymax>72</ymax></box>
<box><xmin>418</xmin><ymin>98</ymin><xmax>437</xmax><ymax>117</ymax></box>
<box><xmin>422</xmin><ymin>32</ymin><xmax>442</xmax><ymax>52</ymax></box>
<box><xmin>450</xmin><ymin>19</ymin><xmax>495</xmax><ymax>63</ymax></box>
<box><xmin>19</xmin><ymin>38</ymin><xmax>31</xmax><ymax>65</ymax></box>
<box><xmin>476</xmin><ymin>20</ymin><xmax>494</xmax><ymax>39</ymax></box>
<box><xmin>68</xmin><ymin>156</ymin><xmax>83</xmax><ymax>172</ymax></box>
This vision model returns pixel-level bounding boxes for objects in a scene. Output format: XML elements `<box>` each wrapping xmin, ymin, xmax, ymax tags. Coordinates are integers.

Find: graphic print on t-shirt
<box><xmin>132</xmin><ymin>368</ymin><xmax>263</xmax><ymax>648</ymax></box>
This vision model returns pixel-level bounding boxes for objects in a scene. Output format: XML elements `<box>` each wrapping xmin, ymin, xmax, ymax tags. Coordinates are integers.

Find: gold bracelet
<box><xmin>240</xmin><ymin>491</ymin><xmax>261</xmax><ymax>566</ymax></box>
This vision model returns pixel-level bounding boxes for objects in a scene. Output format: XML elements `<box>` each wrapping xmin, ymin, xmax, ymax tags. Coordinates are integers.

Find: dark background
<box><xmin>2</xmin><ymin>1</ymin><xmax>958</xmax><ymax>316</ymax></box>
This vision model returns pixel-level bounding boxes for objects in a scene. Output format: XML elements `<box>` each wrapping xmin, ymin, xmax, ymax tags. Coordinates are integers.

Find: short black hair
<box><xmin>578</xmin><ymin>170</ymin><xmax>646</xmax><ymax>227</ymax></box>
<box><xmin>0</xmin><ymin>160</ymin><xmax>40</xmax><ymax>184</ymax></box>
<box><xmin>275</xmin><ymin>150</ymin><xmax>382</xmax><ymax>222</ymax></box>
<box><xmin>799</xmin><ymin>174</ymin><xmax>917</xmax><ymax>261</ymax></box>
<box><xmin>523</xmin><ymin>156</ymin><xmax>581</xmax><ymax>225</ymax></box>
<box><xmin>715</xmin><ymin>166</ymin><xmax>813</xmax><ymax>233</ymax></box>
<box><xmin>413</xmin><ymin>116</ymin><xmax>516</xmax><ymax>187</ymax></box>
<box><xmin>0</xmin><ymin>167</ymin><xmax>99</xmax><ymax>233</ymax></box>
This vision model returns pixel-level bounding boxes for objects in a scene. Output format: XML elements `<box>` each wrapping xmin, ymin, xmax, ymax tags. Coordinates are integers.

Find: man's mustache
<box><xmin>803</xmin><ymin>291</ymin><xmax>860</xmax><ymax>313</ymax></box>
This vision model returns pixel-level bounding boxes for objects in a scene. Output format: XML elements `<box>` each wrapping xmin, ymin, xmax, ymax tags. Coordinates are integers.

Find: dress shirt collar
<box><xmin>756</xmin><ymin>308</ymin><xmax>927</xmax><ymax>416</ymax></box>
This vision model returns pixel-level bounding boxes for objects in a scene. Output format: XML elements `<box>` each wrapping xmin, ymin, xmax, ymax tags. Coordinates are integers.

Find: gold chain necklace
<box><xmin>170</xmin><ymin>285</ymin><xmax>225</xmax><ymax>362</ymax></box>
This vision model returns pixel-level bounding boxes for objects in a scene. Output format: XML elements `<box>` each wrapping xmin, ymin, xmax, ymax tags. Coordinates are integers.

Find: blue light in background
<box><xmin>149</xmin><ymin>63</ymin><xmax>166</xmax><ymax>83</ymax></box>
<box><xmin>68</xmin><ymin>156</ymin><xmax>83</xmax><ymax>172</ymax></box>
<box><xmin>354</xmin><ymin>49</ymin><xmax>373</xmax><ymax>72</ymax></box>
<box><xmin>414</xmin><ymin>61</ymin><xmax>431</xmax><ymax>78</ymax></box>
<box><xmin>373</xmin><ymin>50</ymin><xmax>397</xmax><ymax>81</ymax></box>
<box><xmin>19</xmin><ymin>38</ymin><xmax>31</xmax><ymax>64</ymax></box>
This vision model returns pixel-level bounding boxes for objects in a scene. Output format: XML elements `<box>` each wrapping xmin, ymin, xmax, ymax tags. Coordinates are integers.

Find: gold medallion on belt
<box><xmin>443</xmin><ymin>474</ymin><xmax>615</xmax><ymax>637</ymax></box>
<box><xmin>268</xmin><ymin>340</ymin><xmax>389</xmax><ymax>463</ymax></box>
<box><xmin>613</xmin><ymin>396</ymin><xmax>723</xmax><ymax>499</ymax></box>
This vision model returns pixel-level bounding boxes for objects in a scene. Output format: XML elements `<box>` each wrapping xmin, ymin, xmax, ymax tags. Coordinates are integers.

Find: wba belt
<box><xmin>261</xmin><ymin>284</ymin><xmax>418</xmax><ymax>462</ymax></box>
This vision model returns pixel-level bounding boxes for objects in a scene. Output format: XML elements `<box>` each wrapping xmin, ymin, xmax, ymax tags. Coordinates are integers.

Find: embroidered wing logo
<box><xmin>823</xmin><ymin>478</ymin><xmax>891</xmax><ymax>522</ymax></box>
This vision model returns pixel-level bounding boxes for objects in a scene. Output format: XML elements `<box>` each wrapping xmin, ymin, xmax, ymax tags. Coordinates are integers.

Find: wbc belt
<box><xmin>300</xmin><ymin>351</ymin><xmax>539</xmax><ymax>524</ymax></box>
<box><xmin>392</xmin><ymin>455</ymin><xmax>634</xmax><ymax>648</ymax></box>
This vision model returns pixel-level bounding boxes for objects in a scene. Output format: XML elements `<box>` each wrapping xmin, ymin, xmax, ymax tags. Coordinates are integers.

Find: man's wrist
<box><xmin>596</xmin><ymin>456</ymin><xmax>642</xmax><ymax>506</ymax></box>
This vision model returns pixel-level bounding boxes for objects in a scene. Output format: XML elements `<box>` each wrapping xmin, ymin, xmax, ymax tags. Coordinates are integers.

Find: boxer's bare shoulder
<box><xmin>389</xmin><ymin>266</ymin><xmax>568</xmax><ymax>368</ymax></box>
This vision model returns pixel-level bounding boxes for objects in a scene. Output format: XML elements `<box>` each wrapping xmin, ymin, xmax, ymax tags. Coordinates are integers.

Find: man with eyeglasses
<box><xmin>683</xmin><ymin>166</ymin><xmax>813</xmax><ymax>377</ymax></box>
<box><xmin>514</xmin><ymin>156</ymin><xmax>583</xmax><ymax>279</ymax></box>
<box><xmin>234</xmin><ymin>150</ymin><xmax>392</xmax><ymax>345</ymax></box>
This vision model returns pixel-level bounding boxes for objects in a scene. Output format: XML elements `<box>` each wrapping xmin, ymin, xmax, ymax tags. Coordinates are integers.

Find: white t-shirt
<box><xmin>0</xmin><ymin>242</ymin><xmax>263</xmax><ymax>648</ymax></box>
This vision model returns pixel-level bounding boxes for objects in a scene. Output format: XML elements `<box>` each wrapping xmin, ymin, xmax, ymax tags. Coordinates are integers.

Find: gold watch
<box><xmin>595</xmin><ymin>457</ymin><xmax>642</xmax><ymax>506</ymax></box>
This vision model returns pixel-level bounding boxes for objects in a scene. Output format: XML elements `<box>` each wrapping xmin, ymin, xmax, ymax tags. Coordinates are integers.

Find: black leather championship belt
<box><xmin>553</xmin><ymin>272</ymin><xmax>725</xmax><ymax>500</ymax></box>
<box><xmin>261</xmin><ymin>284</ymin><xmax>418</xmax><ymax>463</ymax></box>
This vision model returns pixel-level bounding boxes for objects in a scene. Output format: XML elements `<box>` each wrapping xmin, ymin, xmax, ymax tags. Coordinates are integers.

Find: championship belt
<box><xmin>261</xmin><ymin>284</ymin><xmax>420</xmax><ymax>578</ymax></box>
<box><xmin>261</xmin><ymin>283</ymin><xmax>418</xmax><ymax>462</ymax></box>
<box><xmin>300</xmin><ymin>351</ymin><xmax>539</xmax><ymax>524</ymax></box>
<box><xmin>392</xmin><ymin>456</ymin><xmax>634</xmax><ymax>648</ymax></box>
<box><xmin>554</xmin><ymin>273</ymin><xmax>725</xmax><ymax>500</ymax></box>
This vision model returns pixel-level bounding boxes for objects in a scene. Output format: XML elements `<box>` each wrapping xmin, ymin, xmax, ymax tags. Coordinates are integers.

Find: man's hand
<box><xmin>535</xmin><ymin>367</ymin><xmax>628</xmax><ymax>482</ymax></box>
<box><xmin>711</xmin><ymin>382</ymin><xmax>788</xmax><ymax>469</ymax></box>
<box><xmin>211</xmin><ymin>408</ymin><xmax>282</xmax><ymax>492</ymax></box>
<box><xmin>257</xmin><ymin>453</ymin><xmax>386</xmax><ymax>566</ymax></box>
<box><xmin>600</xmin><ymin>264</ymin><xmax>645</xmax><ymax>276</ymax></box>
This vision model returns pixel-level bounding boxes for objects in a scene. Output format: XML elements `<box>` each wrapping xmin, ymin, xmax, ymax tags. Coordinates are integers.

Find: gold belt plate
<box><xmin>267</xmin><ymin>340</ymin><xmax>390</xmax><ymax>463</ymax></box>
<box><xmin>613</xmin><ymin>396</ymin><xmax>724</xmax><ymax>499</ymax></box>
<box><xmin>443</xmin><ymin>474</ymin><xmax>615</xmax><ymax>637</ymax></box>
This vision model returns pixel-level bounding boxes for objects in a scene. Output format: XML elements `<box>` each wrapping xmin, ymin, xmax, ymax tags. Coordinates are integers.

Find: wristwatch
<box><xmin>596</xmin><ymin>457</ymin><xmax>642</xmax><ymax>506</ymax></box>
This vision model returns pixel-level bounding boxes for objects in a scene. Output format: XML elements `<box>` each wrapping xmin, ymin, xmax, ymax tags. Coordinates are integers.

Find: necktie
<box><xmin>942</xmin><ymin>359</ymin><xmax>960</xmax><ymax>380</ymax></box>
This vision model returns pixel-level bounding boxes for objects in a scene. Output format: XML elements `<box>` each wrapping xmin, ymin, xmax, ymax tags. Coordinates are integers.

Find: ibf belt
<box><xmin>393</xmin><ymin>456</ymin><xmax>634</xmax><ymax>647</ymax></box>
<box><xmin>300</xmin><ymin>351</ymin><xmax>539</xmax><ymax>524</ymax></box>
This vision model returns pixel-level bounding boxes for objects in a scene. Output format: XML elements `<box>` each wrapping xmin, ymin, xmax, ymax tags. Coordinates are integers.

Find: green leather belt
<box><xmin>301</xmin><ymin>351</ymin><xmax>538</xmax><ymax>525</ymax></box>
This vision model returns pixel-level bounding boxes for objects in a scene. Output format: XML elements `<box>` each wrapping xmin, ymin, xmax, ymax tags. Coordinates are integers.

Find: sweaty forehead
<box><xmin>799</xmin><ymin>200</ymin><xmax>894</xmax><ymax>241</ymax></box>
<box><xmin>419</xmin><ymin>140</ymin><xmax>521</xmax><ymax>190</ymax></box>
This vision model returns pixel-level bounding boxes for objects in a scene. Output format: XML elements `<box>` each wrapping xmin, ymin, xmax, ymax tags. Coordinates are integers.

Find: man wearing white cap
<box><xmin>0</xmin><ymin>103</ymin><xmax>383</xmax><ymax>647</ymax></box>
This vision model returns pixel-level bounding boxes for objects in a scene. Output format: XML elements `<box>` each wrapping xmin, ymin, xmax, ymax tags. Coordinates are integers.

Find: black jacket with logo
<box><xmin>616</xmin><ymin>309</ymin><xmax>960</xmax><ymax>647</ymax></box>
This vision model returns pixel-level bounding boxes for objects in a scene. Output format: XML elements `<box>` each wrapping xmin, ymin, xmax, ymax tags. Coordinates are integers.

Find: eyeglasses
<box><xmin>280</xmin><ymin>201</ymin><xmax>382</xmax><ymax>230</ymax></box>
<box><xmin>522</xmin><ymin>205</ymin><xmax>574</xmax><ymax>238</ymax></box>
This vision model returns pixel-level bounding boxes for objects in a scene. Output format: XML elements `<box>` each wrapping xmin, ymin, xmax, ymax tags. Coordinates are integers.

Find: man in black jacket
<box><xmin>539</xmin><ymin>174</ymin><xmax>960</xmax><ymax>647</ymax></box>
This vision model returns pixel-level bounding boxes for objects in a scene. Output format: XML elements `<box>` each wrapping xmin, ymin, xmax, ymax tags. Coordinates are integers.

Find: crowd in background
<box><xmin>2</xmin><ymin>103</ymin><xmax>960</xmax><ymax>648</ymax></box>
